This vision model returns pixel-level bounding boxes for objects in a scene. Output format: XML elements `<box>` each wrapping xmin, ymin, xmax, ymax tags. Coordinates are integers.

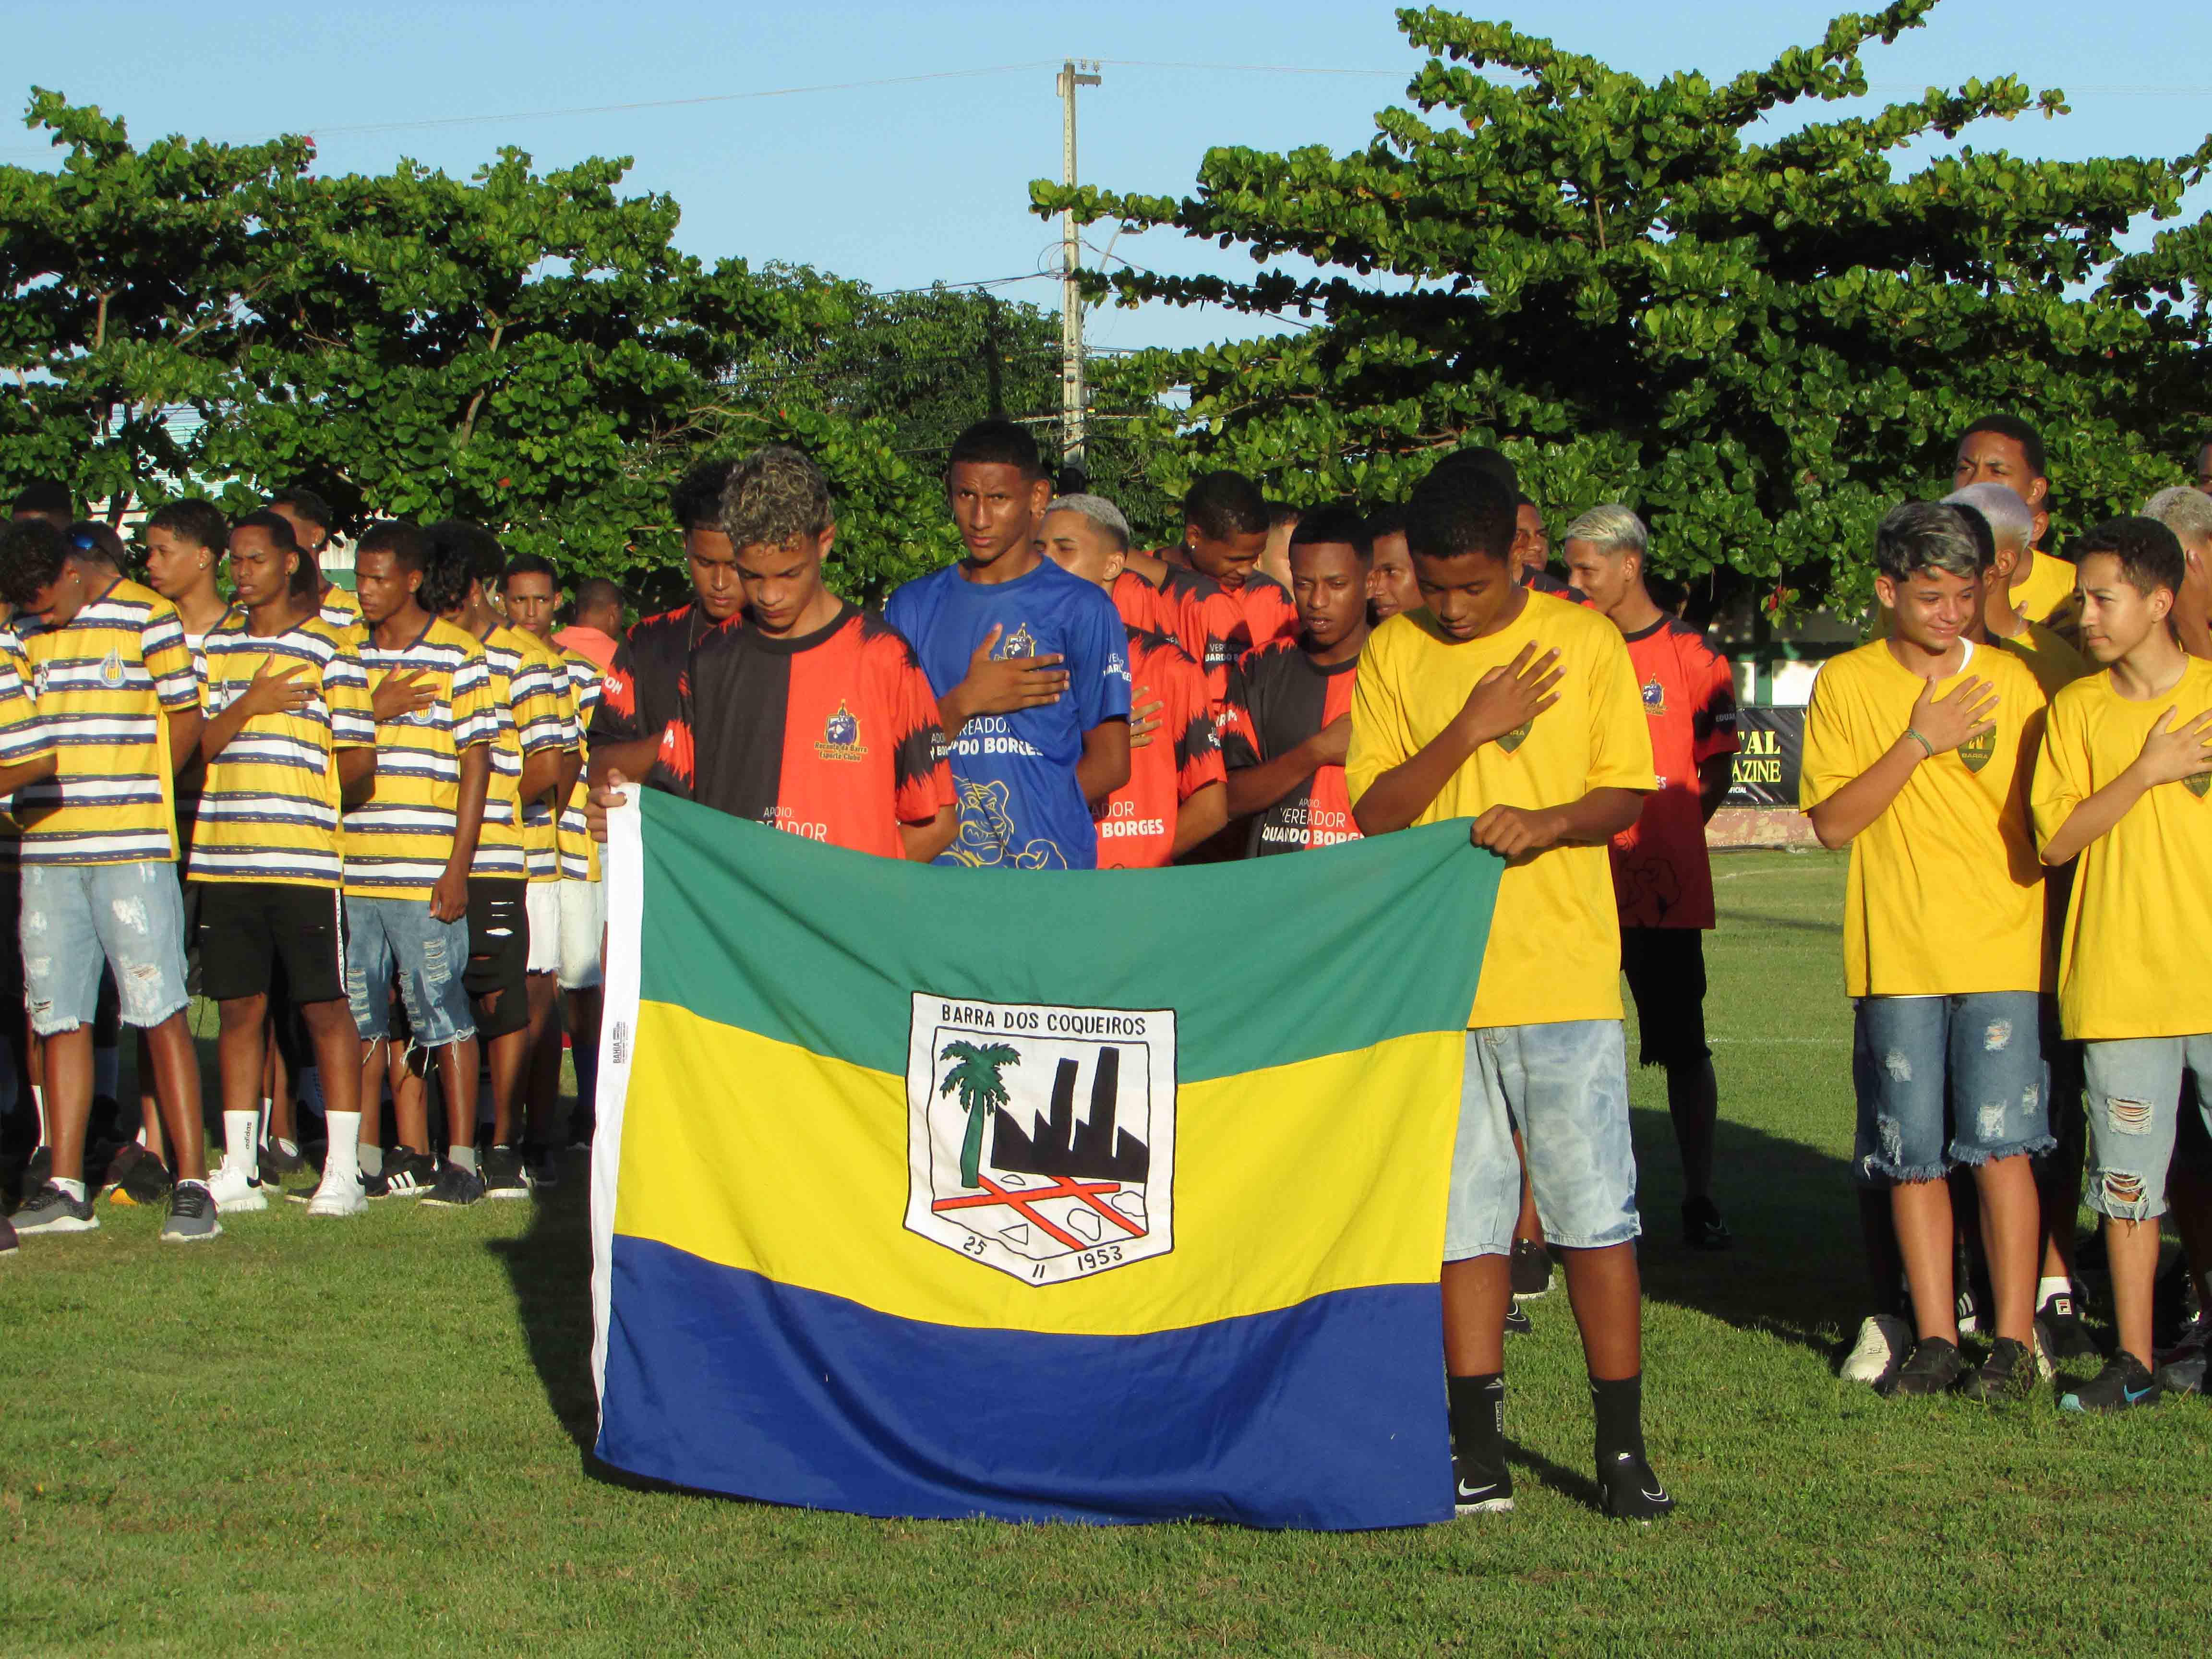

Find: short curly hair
<box><xmin>720</xmin><ymin>445</ymin><xmax>833</xmax><ymax>551</ymax></box>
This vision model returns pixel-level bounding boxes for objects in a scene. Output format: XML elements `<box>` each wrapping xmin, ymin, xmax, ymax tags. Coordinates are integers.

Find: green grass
<box><xmin>1</xmin><ymin>848</ymin><xmax>2203</xmax><ymax>1656</ymax></box>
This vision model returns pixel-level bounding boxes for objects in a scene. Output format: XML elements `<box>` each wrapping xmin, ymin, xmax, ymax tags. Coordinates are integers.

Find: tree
<box><xmin>0</xmin><ymin>95</ymin><xmax>962</xmax><ymax>604</ymax></box>
<box><xmin>938</xmin><ymin>1040</ymin><xmax>1021</xmax><ymax>1190</ymax></box>
<box><xmin>1036</xmin><ymin>0</ymin><xmax>2212</xmax><ymax>614</ymax></box>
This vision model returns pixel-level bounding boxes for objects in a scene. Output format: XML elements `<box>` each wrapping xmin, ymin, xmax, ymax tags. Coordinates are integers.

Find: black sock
<box><xmin>1590</xmin><ymin>1373</ymin><xmax>1646</xmax><ymax>1467</ymax></box>
<box><xmin>1447</xmin><ymin>1373</ymin><xmax>1505</xmax><ymax>1470</ymax></box>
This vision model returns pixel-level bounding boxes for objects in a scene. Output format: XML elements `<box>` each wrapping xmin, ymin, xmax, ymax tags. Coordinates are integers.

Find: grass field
<box><xmin>1</xmin><ymin>847</ymin><xmax>2205</xmax><ymax>1657</ymax></box>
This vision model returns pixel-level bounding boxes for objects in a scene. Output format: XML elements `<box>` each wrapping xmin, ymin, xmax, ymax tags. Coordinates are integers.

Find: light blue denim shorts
<box><xmin>343</xmin><ymin>894</ymin><xmax>475</xmax><ymax>1050</ymax></box>
<box><xmin>1444</xmin><ymin>1020</ymin><xmax>1641</xmax><ymax>1259</ymax></box>
<box><xmin>2080</xmin><ymin>1034</ymin><xmax>2212</xmax><ymax>1221</ymax></box>
<box><xmin>20</xmin><ymin>860</ymin><xmax>190</xmax><ymax>1035</ymax></box>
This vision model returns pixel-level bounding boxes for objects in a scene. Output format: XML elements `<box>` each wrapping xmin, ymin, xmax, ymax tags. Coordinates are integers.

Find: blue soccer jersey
<box><xmin>884</xmin><ymin>557</ymin><xmax>1131</xmax><ymax>870</ymax></box>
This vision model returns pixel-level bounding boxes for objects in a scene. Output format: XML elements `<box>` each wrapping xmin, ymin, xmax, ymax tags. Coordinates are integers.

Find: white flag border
<box><xmin>588</xmin><ymin>788</ymin><xmax>645</xmax><ymax>1423</ymax></box>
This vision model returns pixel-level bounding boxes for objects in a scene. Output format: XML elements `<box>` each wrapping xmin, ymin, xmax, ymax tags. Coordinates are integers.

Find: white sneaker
<box><xmin>1840</xmin><ymin>1313</ymin><xmax>1911</xmax><ymax>1385</ymax></box>
<box><xmin>204</xmin><ymin>1162</ymin><xmax>268</xmax><ymax>1213</ymax></box>
<box><xmin>305</xmin><ymin>1173</ymin><xmax>366</xmax><ymax>1218</ymax></box>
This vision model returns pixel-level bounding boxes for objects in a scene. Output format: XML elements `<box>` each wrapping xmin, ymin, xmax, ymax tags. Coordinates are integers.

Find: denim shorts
<box><xmin>1851</xmin><ymin>993</ymin><xmax>2052</xmax><ymax>1185</ymax></box>
<box><xmin>343</xmin><ymin>894</ymin><xmax>474</xmax><ymax>1050</ymax></box>
<box><xmin>1444</xmin><ymin>1021</ymin><xmax>1641</xmax><ymax>1259</ymax></box>
<box><xmin>19</xmin><ymin>861</ymin><xmax>191</xmax><ymax>1035</ymax></box>
<box><xmin>2080</xmin><ymin>1034</ymin><xmax>2212</xmax><ymax>1221</ymax></box>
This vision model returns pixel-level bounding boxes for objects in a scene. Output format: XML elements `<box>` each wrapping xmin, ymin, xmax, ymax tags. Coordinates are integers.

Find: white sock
<box><xmin>93</xmin><ymin>1045</ymin><xmax>119</xmax><ymax>1101</ymax></box>
<box><xmin>322</xmin><ymin>1113</ymin><xmax>361</xmax><ymax>1184</ymax></box>
<box><xmin>53</xmin><ymin>1176</ymin><xmax>85</xmax><ymax>1202</ymax></box>
<box><xmin>358</xmin><ymin>1143</ymin><xmax>384</xmax><ymax>1178</ymax></box>
<box><xmin>223</xmin><ymin>1110</ymin><xmax>260</xmax><ymax>1179</ymax></box>
<box><xmin>31</xmin><ymin>1083</ymin><xmax>46</xmax><ymax>1147</ymax></box>
<box><xmin>447</xmin><ymin>1145</ymin><xmax>478</xmax><ymax>1174</ymax></box>
<box><xmin>2039</xmin><ymin>1275</ymin><xmax>2073</xmax><ymax>1306</ymax></box>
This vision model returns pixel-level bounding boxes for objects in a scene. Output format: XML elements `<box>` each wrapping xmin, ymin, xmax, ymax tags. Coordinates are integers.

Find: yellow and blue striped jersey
<box><xmin>467</xmin><ymin>622</ymin><xmax>567</xmax><ymax>882</ymax></box>
<box><xmin>15</xmin><ymin>579</ymin><xmax>200</xmax><ymax>866</ymax></box>
<box><xmin>189</xmin><ymin>613</ymin><xmax>376</xmax><ymax>888</ymax></box>
<box><xmin>517</xmin><ymin>630</ymin><xmax>578</xmax><ymax>884</ymax></box>
<box><xmin>555</xmin><ymin>646</ymin><xmax>604</xmax><ymax>883</ymax></box>
<box><xmin>0</xmin><ymin>630</ymin><xmax>55</xmax><ymax>873</ymax></box>
<box><xmin>319</xmin><ymin>585</ymin><xmax>364</xmax><ymax>633</ymax></box>
<box><xmin>341</xmin><ymin>617</ymin><xmax>495</xmax><ymax>901</ymax></box>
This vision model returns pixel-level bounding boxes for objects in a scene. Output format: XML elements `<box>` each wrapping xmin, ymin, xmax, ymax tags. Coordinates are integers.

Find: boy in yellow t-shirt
<box><xmin>2031</xmin><ymin>517</ymin><xmax>2212</xmax><ymax>1413</ymax></box>
<box><xmin>1802</xmin><ymin>501</ymin><xmax>2052</xmax><ymax>1404</ymax></box>
<box><xmin>1346</xmin><ymin>462</ymin><xmax>1668</xmax><ymax>1522</ymax></box>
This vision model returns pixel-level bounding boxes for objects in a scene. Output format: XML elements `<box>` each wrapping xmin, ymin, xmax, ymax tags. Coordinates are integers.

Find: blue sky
<box><xmin>7</xmin><ymin>0</ymin><xmax>2208</xmax><ymax>353</ymax></box>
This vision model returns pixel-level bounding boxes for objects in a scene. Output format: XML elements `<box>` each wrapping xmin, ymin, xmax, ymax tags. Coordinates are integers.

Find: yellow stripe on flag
<box><xmin>614</xmin><ymin>1000</ymin><xmax>1460</xmax><ymax>1338</ymax></box>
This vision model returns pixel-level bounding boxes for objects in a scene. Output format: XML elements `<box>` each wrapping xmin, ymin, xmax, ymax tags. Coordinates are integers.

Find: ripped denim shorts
<box><xmin>19</xmin><ymin>860</ymin><xmax>190</xmax><ymax>1036</ymax></box>
<box><xmin>342</xmin><ymin>894</ymin><xmax>475</xmax><ymax>1051</ymax></box>
<box><xmin>2080</xmin><ymin>1035</ymin><xmax>2212</xmax><ymax>1222</ymax></box>
<box><xmin>1851</xmin><ymin>993</ymin><xmax>2052</xmax><ymax>1185</ymax></box>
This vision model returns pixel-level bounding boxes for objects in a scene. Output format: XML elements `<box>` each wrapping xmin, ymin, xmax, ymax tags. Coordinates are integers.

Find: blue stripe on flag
<box><xmin>597</xmin><ymin>1236</ymin><xmax>1450</xmax><ymax>1530</ymax></box>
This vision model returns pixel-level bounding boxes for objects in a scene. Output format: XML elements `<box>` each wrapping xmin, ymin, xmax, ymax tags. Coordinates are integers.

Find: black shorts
<box><xmin>0</xmin><ymin>866</ymin><xmax>20</xmax><ymax>1008</ymax></box>
<box><xmin>196</xmin><ymin>881</ymin><xmax>347</xmax><ymax>1005</ymax></box>
<box><xmin>1619</xmin><ymin>927</ymin><xmax>1710</xmax><ymax>1070</ymax></box>
<box><xmin>465</xmin><ymin>879</ymin><xmax>529</xmax><ymax>1039</ymax></box>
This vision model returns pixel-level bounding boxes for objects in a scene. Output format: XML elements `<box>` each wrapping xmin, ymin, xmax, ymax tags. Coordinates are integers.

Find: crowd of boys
<box><xmin>4</xmin><ymin>405</ymin><xmax>2208</xmax><ymax>1522</ymax></box>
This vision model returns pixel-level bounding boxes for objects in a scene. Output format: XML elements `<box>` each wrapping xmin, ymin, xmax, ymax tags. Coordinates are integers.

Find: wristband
<box><xmin>1903</xmin><ymin>728</ymin><xmax>1935</xmax><ymax>758</ymax></box>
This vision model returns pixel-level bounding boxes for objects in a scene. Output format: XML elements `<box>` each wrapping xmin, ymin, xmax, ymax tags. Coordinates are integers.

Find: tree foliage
<box><xmin>0</xmin><ymin>93</ymin><xmax>962</xmax><ymax>604</ymax></box>
<box><xmin>1036</xmin><ymin>0</ymin><xmax>2212</xmax><ymax>613</ymax></box>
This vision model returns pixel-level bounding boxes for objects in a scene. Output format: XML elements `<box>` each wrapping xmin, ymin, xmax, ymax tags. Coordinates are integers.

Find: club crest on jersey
<box><xmin>100</xmin><ymin>647</ymin><xmax>126</xmax><ymax>688</ymax></box>
<box><xmin>996</xmin><ymin>624</ymin><xmax>1039</xmax><ymax>661</ymax></box>
<box><xmin>905</xmin><ymin>994</ymin><xmax>1176</xmax><ymax>1286</ymax></box>
<box><xmin>1957</xmin><ymin>728</ymin><xmax>1996</xmax><ymax>774</ymax></box>
<box><xmin>1641</xmin><ymin>676</ymin><xmax>1667</xmax><ymax>713</ymax></box>
<box><xmin>1497</xmin><ymin>718</ymin><xmax>1534</xmax><ymax>754</ymax></box>
<box><xmin>815</xmin><ymin>700</ymin><xmax>867</xmax><ymax>762</ymax></box>
<box><xmin>2187</xmin><ymin>770</ymin><xmax>2211</xmax><ymax>800</ymax></box>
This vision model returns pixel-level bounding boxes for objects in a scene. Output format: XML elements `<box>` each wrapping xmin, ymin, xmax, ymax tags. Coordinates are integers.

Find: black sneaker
<box><xmin>2059</xmin><ymin>1354</ymin><xmax>2161</xmax><ymax>1415</ymax></box>
<box><xmin>2152</xmin><ymin>1255</ymin><xmax>2193</xmax><ymax>1351</ymax></box>
<box><xmin>1598</xmin><ymin>1451</ymin><xmax>1675</xmax><ymax>1521</ymax></box>
<box><xmin>1451</xmin><ymin>1447</ymin><xmax>1513</xmax><ymax>1515</ymax></box>
<box><xmin>1958</xmin><ymin>1336</ymin><xmax>2039</xmax><ymax>1403</ymax></box>
<box><xmin>259</xmin><ymin>1139</ymin><xmax>312</xmax><ymax>1183</ymax></box>
<box><xmin>382</xmin><ymin>1149</ymin><xmax>438</xmax><ymax>1198</ymax></box>
<box><xmin>1681</xmin><ymin>1196</ymin><xmax>1733</xmax><ymax>1250</ymax></box>
<box><xmin>482</xmin><ymin>1145</ymin><xmax>528</xmax><ymax>1201</ymax></box>
<box><xmin>361</xmin><ymin>1168</ymin><xmax>391</xmax><ymax>1199</ymax></box>
<box><xmin>109</xmin><ymin>1144</ymin><xmax>175</xmax><ymax>1208</ymax></box>
<box><xmin>421</xmin><ymin>1163</ymin><xmax>485</xmax><ymax>1208</ymax></box>
<box><xmin>2036</xmin><ymin>1291</ymin><xmax>2100</xmax><ymax>1365</ymax></box>
<box><xmin>1881</xmin><ymin>1336</ymin><xmax>1965</xmax><ymax>1398</ymax></box>
<box><xmin>21</xmin><ymin>1144</ymin><xmax>51</xmax><ymax>1196</ymax></box>
<box><xmin>521</xmin><ymin>1143</ymin><xmax>561</xmax><ymax>1192</ymax></box>
<box><xmin>12</xmin><ymin>1180</ymin><xmax>98</xmax><ymax>1234</ymax></box>
<box><xmin>1509</xmin><ymin>1239</ymin><xmax>1551</xmax><ymax>1298</ymax></box>
<box><xmin>1504</xmin><ymin>1302</ymin><xmax>1534</xmax><ymax>1337</ymax></box>
<box><xmin>2154</xmin><ymin>1312</ymin><xmax>2210</xmax><ymax>1397</ymax></box>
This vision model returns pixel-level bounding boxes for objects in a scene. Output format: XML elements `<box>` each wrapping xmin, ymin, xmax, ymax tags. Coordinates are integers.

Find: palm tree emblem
<box><xmin>938</xmin><ymin>1040</ymin><xmax>1021</xmax><ymax>1189</ymax></box>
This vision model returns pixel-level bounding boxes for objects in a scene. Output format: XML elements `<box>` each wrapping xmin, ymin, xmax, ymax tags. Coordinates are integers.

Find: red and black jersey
<box><xmin>591</xmin><ymin>602</ymin><xmax>739</xmax><ymax>798</ymax></box>
<box><xmin>1527</xmin><ymin>568</ymin><xmax>1590</xmax><ymax>605</ymax></box>
<box><xmin>1094</xmin><ymin>625</ymin><xmax>1223</xmax><ymax>870</ymax></box>
<box><xmin>1110</xmin><ymin>569</ymin><xmax>1179</xmax><ymax>639</ymax></box>
<box><xmin>592</xmin><ymin>601</ymin><xmax>950</xmax><ymax>859</ymax></box>
<box><xmin>1610</xmin><ymin>615</ymin><xmax>1740</xmax><ymax>928</ymax></box>
<box><xmin>1155</xmin><ymin>564</ymin><xmax>1299</xmax><ymax>713</ymax></box>
<box><xmin>1219</xmin><ymin>638</ymin><xmax>1364</xmax><ymax>858</ymax></box>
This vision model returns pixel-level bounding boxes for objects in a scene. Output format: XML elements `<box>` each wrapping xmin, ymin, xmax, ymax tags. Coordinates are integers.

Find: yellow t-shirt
<box><xmin>342</xmin><ymin>619</ymin><xmax>495</xmax><ymax>901</ymax></box>
<box><xmin>468</xmin><ymin>623</ymin><xmax>568</xmax><ymax>882</ymax></box>
<box><xmin>554</xmin><ymin>647</ymin><xmax>603</xmax><ymax>884</ymax></box>
<box><xmin>2030</xmin><ymin>657</ymin><xmax>2212</xmax><ymax>1040</ymax></box>
<box><xmin>514</xmin><ymin>631</ymin><xmax>577</xmax><ymax>884</ymax></box>
<box><xmin>1800</xmin><ymin>640</ymin><xmax>2048</xmax><ymax>997</ymax></box>
<box><xmin>2010</xmin><ymin>549</ymin><xmax>2080</xmax><ymax>638</ymax></box>
<box><xmin>1992</xmin><ymin>620</ymin><xmax>2092</xmax><ymax>701</ymax></box>
<box><xmin>1347</xmin><ymin>592</ymin><xmax>1657</xmax><ymax>1028</ymax></box>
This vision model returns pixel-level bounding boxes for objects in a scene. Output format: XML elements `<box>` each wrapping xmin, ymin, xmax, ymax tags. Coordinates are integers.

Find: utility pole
<box><xmin>1057</xmin><ymin>60</ymin><xmax>1101</xmax><ymax>475</ymax></box>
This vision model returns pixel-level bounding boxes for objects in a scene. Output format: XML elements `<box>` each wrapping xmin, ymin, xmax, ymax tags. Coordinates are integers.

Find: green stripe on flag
<box><xmin>634</xmin><ymin>789</ymin><xmax>1499</xmax><ymax>1084</ymax></box>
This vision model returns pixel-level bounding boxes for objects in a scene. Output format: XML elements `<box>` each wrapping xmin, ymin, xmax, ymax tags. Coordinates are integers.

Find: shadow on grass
<box><xmin>483</xmin><ymin>1175</ymin><xmax>600</xmax><ymax>1457</ymax></box>
<box><xmin>1629</xmin><ymin>1102</ymin><xmax>1865</xmax><ymax>1364</ymax></box>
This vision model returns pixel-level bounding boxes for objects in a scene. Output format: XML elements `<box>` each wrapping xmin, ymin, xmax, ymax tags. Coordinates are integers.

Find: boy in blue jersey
<box><xmin>884</xmin><ymin>421</ymin><xmax>1130</xmax><ymax>869</ymax></box>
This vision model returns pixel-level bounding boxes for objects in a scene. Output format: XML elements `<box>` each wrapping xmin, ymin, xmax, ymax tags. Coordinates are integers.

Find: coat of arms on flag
<box><xmin>905</xmin><ymin>996</ymin><xmax>1175</xmax><ymax>1284</ymax></box>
